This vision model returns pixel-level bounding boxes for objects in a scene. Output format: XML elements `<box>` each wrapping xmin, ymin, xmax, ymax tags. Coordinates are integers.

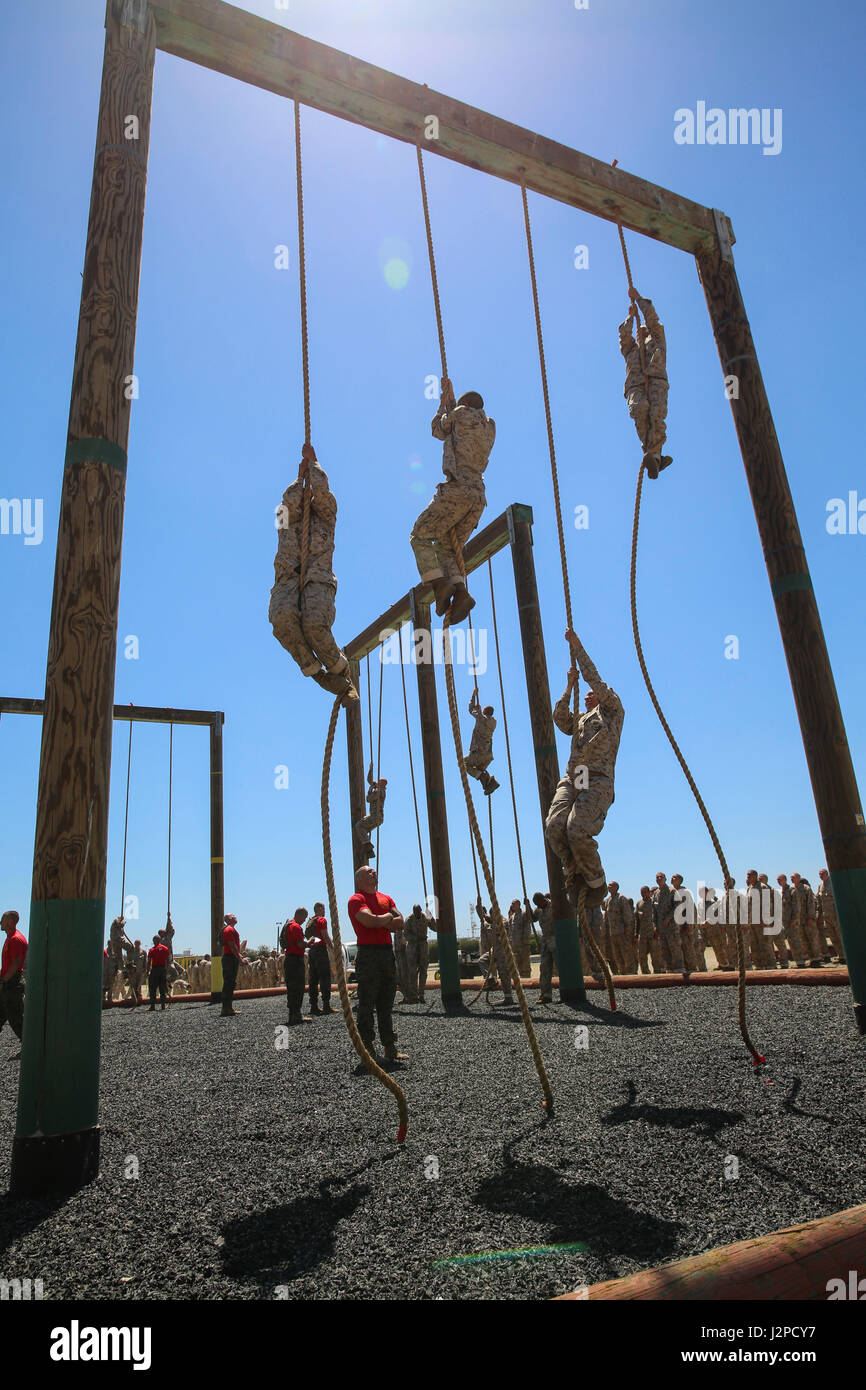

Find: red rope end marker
<box><xmin>397</xmin><ymin>1125</ymin><xmax>407</xmax><ymax>1144</ymax></box>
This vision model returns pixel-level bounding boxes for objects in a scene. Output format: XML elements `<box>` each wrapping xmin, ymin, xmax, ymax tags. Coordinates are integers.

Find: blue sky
<box><xmin>1</xmin><ymin>0</ymin><xmax>864</xmax><ymax>953</ymax></box>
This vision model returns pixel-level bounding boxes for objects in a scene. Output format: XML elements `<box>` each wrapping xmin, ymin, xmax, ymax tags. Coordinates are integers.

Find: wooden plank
<box><xmin>345</xmin><ymin>507</ymin><xmax>518</xmax><ymax>663</ymax></box>
<box><xmin>150</xmin><ymin>0</ymin><xmax>729</xmax><ymax>254</ymax></box>
<box><xmin>0</xmin><ymin>697</ymin><xmax>222</xmax><ymax>727</ymax></box>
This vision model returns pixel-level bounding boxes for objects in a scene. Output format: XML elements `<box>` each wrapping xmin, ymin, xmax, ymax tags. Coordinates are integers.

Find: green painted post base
<box><xmin>554</xmin><ymin>918</ymin><xmax>586</xmax><ymax>1004</ymax></box>
<box><xmin>11</xmin><ymin>1128</ymin><xmax>100</xmax><ymax>1197</ymax></box>
<box><xmin>437</xmin><ymin>932</ymin><xmax>462</xmax><ymax>1011</ymax></box>
<box><xmin>830</xmin><ymin>867</ymin><xmax>866</xmax><ymax>1030</ymax></box>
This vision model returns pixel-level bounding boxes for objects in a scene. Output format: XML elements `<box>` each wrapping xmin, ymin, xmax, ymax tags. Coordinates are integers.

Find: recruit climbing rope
<box><xmin>321</xmin><ymin>694</ymin><xmax>409</xmax><ymax>1143</ymax></box>
<box><xmin>521</xmin><ymin>180</ymin><xmax>615</xmax><ymax>1003</ymax></box>
<box><xmin>612</xmin><ymin>189</ymin><xmax>761</xmax><ymax>1064</ymax></box>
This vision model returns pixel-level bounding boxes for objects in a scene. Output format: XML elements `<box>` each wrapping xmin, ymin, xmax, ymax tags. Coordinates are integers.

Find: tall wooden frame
<box><xmin>15</xmin><ymin>0</ymin><xmax>864</xmax><ymax>1194</ymax></box>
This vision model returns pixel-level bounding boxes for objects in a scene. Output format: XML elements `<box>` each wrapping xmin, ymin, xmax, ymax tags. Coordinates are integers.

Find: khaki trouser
<box><xmin>410</xmin><ymin>481</ymin><xmax>486</xmax><ymax>587</ymax></box>
<box><xmin>269</xmin><ymin>578</ymin><xmax>347</xmax><ymax>676</ymax></box>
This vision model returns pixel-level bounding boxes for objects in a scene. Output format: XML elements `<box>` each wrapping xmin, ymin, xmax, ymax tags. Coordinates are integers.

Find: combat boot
<box><xmin>432</xmin><ymin>577</ymin><xmax>454</xmax><ymax>617</ymax></box>
<box><xmin>484</xmin><ymin>777</ymin><xmax>500</xmax><ymax>795</ymax></box>
<box><xmin>309</xmin><ymin>1003</ymin><xmax>321</xmax><ymax>1015</ymax></box>
<box><xmin>448</xmin><ymin>584</ymin><xmax>476</xmax><ymax>624</ymax></box>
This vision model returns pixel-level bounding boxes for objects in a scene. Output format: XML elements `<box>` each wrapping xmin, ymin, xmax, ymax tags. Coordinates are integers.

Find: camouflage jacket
<box><xmin>273</xmin><ymin>460</ymin><xmax>337</xmax><ymax>587</ymax></box>
<box><xmin>552</xmin><ymin>638</ymin><xmax>624</xmax><ymax>782</ymax></box>
<box><xmin>432</xmin><ymin>402</ymin><xmax>495</xmax><ymax>489</ymax></box>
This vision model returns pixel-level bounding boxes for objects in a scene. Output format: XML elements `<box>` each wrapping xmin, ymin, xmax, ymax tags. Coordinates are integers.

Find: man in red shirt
<box><xmin>147</xmin><ymin>934</ymin><xmax>170</xmax><ymax>1011</ymax></box>
<box><xmin>347</xmin><ymin>866</ymin><xmax>405</xmax><ymax>1063</ymax></box>
<box><xmin>221</xmin><ymin>913</ymin><xmax>242</xmax><ymax>1016</ymax></box>
<box><xmin>1</xmin><ymin>910</ymin><xmax>27</xmax><ymax>1040</ymax></box>
<box><xmin>305</xmin><ymin>901</ymin><xmax>333</xmax><ymax>1015</ymax></box>
<box><xmin>280</xmin><ymin>908</ymin><xmax>310</xmax><ymax>1025</ymax></box>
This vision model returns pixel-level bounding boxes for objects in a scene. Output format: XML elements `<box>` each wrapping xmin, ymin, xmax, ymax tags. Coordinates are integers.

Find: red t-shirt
<box><xmin>306</xmin><ymin>916</ymin><xmax>331</xmax><ymax>948</ymax></box>
<box><xmin>282</xmin><ymin>921</ymin><xmax>306</xmax><ymax>956</ymax></box>
<box><xmin>348</xmin><ymin>891</ymin><xmax>397</xmax><ymax>946</ymax></box>
<box><xmin>2</xmin><ymin>930</ymin><xmax>27</xmax><ymax>976</ymax></box>
<box><xmin>148</xmin><ymin>943</ymin><xmax>169</xmax><ymax>967</ymax></box>
<box><xmin>222</xmin><ymin>924</ymin><xmax>240</xmax><ymax>957</ymax></box>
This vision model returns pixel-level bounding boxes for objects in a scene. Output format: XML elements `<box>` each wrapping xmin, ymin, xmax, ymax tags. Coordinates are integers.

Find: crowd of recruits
<box><xmin>102</xmin><ymin>914</ymin><xmax>184</xmax><ymax>1009</ymax></box>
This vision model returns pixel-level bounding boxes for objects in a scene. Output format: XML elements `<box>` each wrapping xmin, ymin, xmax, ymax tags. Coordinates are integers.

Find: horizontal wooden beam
<box><xmin>150</xmin><ymin>0</ymin><xmax>731</xmax><ymax>254</ymax></box>
<box><xmin>0</xmin><ymin>697</ymin><xmax>223</xmax><ymax>727</ymax></box>
<box><xmin>344</xmin><ymin>505</ymin><xmax>526</xmax><ymax>662</ymax></box>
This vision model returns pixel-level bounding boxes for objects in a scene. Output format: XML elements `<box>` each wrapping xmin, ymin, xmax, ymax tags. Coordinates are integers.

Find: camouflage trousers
<box><xmin>637</xmin><ymin>928</ymin><xmax>664</xmax><ymax>974</ymax></box>
<box><xmin>581</xmin><ymin>905</ymin><xmax>606</xmax><ymax>976</ymax></box>
<box><xmin>545</xmin><ymin>774</ymin><xmax>613</xmax><ymax>892</ymax></box>
<box><xmin>539</xmin><ymin>934</ymin><xmax>557</xmax><ymax>998</ymax></box>
<box><xmin>355</xmin><ymin>945</ymin><xmax>397</xmax><ymax>1048</ymax></box>
<box><xmin>508</xmin><ymin>930</ymin><xmax>531</xmax><ymax>978</ymax></box>
<box><xmin>748</xmin><ymin>924</ymin><xmax>778</xmax><ymax>969</ymax></box>
<box><xmin>658</xmin><ymin>921</ymin><xmax>684</xmax><ymax>972</ymax></box>
<box><xmin>405</xmin><ymin>935</ymin><xmax>428</xmax><ymax>1002</ymax></box>
<box><xmin>485</xmin><ymin>926</ymin><xmax>514</xmax><ymax>997</ymax></box>
<box><xmin>705</xmin><ymin>921</ymin><xmax>731</xmax><ymax>968</ymax></box>
<box><xmin>464</xmin><ymin>749</ymin><xmax>493</xmax><ymax>780</ymax></box>
<box><xmin>626</xmin><ymin>377</ymin><xmax>668</xmax><ymax>456</ymax></box>
<box><xmin>356</xmin><ymin>806</ymin><xmax>385</xmax><ymax>837</ymax></box>
<box><xmin>823</xmin><ymin>914</ymin><xmax>845</xmax><ymax>959</ymax></box>
<box><xmin>269</xmin><ymin>577</ymin><xmax>348</xmax><ymax>678</ymax></box>
<box><xmin>394</xmin><ymin>934</ymin><xmax>410</xmax><ymax>999</ymax></box>
<box><xmin>410</xmin><ymin>481</ymin><xmax>486</xmax><ymax>587</ymax></box>
<box><xmin>681</xmin><ymin>926</ymin><xmax>706</xmax><ymax>973</ymax></box>
<box><xmin>781</xmin><ymin>920</ymin><xmax>809</xmax><ymax>965</ymax></box>
<box><xmin>607</xmin><ymin>928</ymin><xmax>637</xmax><ymax>976</ymax></box>
<box><xmin>801</xmin><ymin>916</ymin><xmax>828</xmax><ymax>961</ymax></box>
<box><xmin>0</xmin><ymin>974</ymin><xmax>25</xmax><ymax>1039</ymax></box>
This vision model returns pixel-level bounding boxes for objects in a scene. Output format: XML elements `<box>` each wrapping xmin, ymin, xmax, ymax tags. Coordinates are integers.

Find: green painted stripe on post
<box><xmin>535</xmin><ymin>745</ymin><xmax>557</xmax><ymax>758</ymax></box>
<box><xmin>829</xmin><ymin>868</ymin><xmax>866</xmax><ymax>1005</ymax></box>
<box><xmin>770</xmin><ymin>573</ymin><xmax>813</xmax><ymax>599</ymax></box>
<box><xmin>17</xmin><ymin>898</ymin><xmax>105</xmax><ymax>1139</ymax></box>
<box><xmin>553</xmin><ymin>917</ymin><xmax>584</xmax><ymax>993</ymax></box>
<box><xmin>436</xmin><ymin>928</ymin><xmax>461</xmax><ymax>1003</ymax></box>
<box><xmin>65</xmin><ymin>437</ymin><xmax>128</xmax><ymax>474</ymax></box>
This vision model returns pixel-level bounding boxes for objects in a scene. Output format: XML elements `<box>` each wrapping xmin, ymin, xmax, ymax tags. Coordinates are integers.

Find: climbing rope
<box><xmin>376</xmin><ymin>645</ymin><xmax>384</xmax><ymax>864</ymax></box>
<box><xmin>166</xmin><ymin>718</ymin><xmax>173</xmax><ymax>919</ymax></box>
<box><xmin>294</xmin><ymin>96</ymin><xmax>311</xmax><ymax>447</ymax></box>
<box><xmin>629</xmin><ymin>463</ymin><xmax>760</xmax><ymax>1063</ymax></box>
<box><xmin>398</xmin><ymin>623</ymin><xmax>428</xmax><ymax>903</ymax></box>
<box><xmin>442</xmin><ymin>616</ymin><xmax>554</xmax><ymax>1114</ymax></box>
<box><xmin>416</xmin><ymin>144</ymin><xmax>448</xmax><ymax>385</ymax></box>
<box><xmin>612</xmin><ymin>195</ymin><xmax>761</xmax><ymax>1063</ymax></box>
<box><xmin>119</xmin><ymin>709</ymin><xmax>133</xmax><ymax>918</ymax></box>
<box><xmin>321</xmin><ymin>694</ymin><xmax>409</xmax><ymax>1143</ymax></box>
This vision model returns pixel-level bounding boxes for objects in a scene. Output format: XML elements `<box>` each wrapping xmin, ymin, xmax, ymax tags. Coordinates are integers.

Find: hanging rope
<box><xmin>416</xmin><ymin>144</ymin><xmax>448</xmax><ymax>384</ymax></box>
<box><xmin>119</xmin><ymin>708</ymin><xmax>133</xmax><ymax>917</ymax></box>
<box><xmin>321</xmin><ymin>695</ymin><xmax>408</xmax><ymax>1142</ymax></box>
<box><xmin>376</xmin><ymin>645</ymin><xmax>384</xmax><ymax>865</ymax></box>
<box><xmin>442</xmin><ymin>615</ymin><xmax>554</xmax><ymax>1114</ymax></box>
<box><xmin>166</xmin><ymin>719</ymin><xmax>173</xmax><ymax>919</ymax></box>
<box><xmin>612</xmin><ymin>193</ymin><xmax>760</xmax><ymax>1062</ymax></box>
<box><xmin>521</xmin><ymin>181</ymin><xmax>574</xmax><ymax>647</ymax></box>
<box><xmin>398</xmin><ymin>624</ymin><xmax>428</xmax><ymax>903</ymax></box>
<box><xmin>487</xmin><ymin>559</ymin><xmax>527</xmax><ymax>903</ymax></box>
<box><xmin>294</xmin><ymin>96</ymin><xmax>311</xmax><ymax>447</ymax></box>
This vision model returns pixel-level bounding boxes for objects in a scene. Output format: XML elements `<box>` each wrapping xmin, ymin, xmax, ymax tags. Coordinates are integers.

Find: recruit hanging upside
<box><xmin>269</xmin><ymin>442</ymin><xmax>359</xmax><ymax>703</ymax></box>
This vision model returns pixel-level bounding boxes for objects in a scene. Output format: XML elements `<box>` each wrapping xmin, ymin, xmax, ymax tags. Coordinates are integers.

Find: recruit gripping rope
<box><xmin>321</xmin><ymin>694</ymin><xmax>409</xmax><ymax>1143</ymax></box>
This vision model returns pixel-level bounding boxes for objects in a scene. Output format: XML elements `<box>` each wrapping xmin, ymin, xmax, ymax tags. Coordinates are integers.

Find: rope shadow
<box><xmin>600</xmin><ymin>1080</ymin><xmax>743</xmax><ymax>1139</ymax></box>
<box><xmin>220</xmin><ymin>1182</ymin><xmax>370</xmax><ymax>1283</ymax></box>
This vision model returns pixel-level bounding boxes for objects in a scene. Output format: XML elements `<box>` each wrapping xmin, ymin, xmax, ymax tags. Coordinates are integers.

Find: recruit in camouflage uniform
<box><xmin>464</xmin><ymin>692</ymin><xmax>500</xmax><ymax>795</ymax></box>
<box><xmin>355</xmin><ymin>768</ymin><xmax>388</xmax><ymax>861</ymax></box>
<box><xmin>506</xmin><ymin>899</ymin><xmax>533</xmax><ymax>979</ymax></box>
<box><xmin>410</xmin><ymin>379</ymin><xmax>495</xmax><ymax>625</ymax></box>
<box><xmin>700</xmin><ymin>887</ymin><xmax>730</xmax><ymax>969</ymax></box>
<box><xmin>546</xmin><ymin>629</ymin><xmax>625</xmax><ymax>910</ymax></box>
<box><xmin>817</xmin><ymin>870</ymin><xmax>845</xmax><ymax>962</ymax></box>
<box><xmin>652</xmin><ymin>873</ymin><xmax>684</xmax><ymax>972</ymax></box>
<box><xmin>531</xmin><ymin>892</ymin><xmax>556</xmax><ymax>1002</ymax></box>
<box><xmin>583</xmin><ymin>904</ymin><xmax>606</xmax><ymax>976</ymax></box>
<box><xmin>393</xmin><ymin>918</ymin><xmax>411</xmax><ymax>1002</ymax></box>
<box><xmin>479</xmin><ymin>901</ymin><xmax>514</xmax><ymax>1003</ymax></box>
<box><xmin>791</xmin><ymin>874</ymin><xmax>825</xmax><ymax>964</ymax></box>
<box><xmin>402</xmin><ymin>905</ymin><xmax>430</xmax><ymax>1003</ymax></box>
<box><xmin>269</xmin><ymin>444</ymin><xmax>356</xmax><ymax>700</ymax></box>
<box><xmin>777</xmin><ymin>874</ymin><xmax>805</xmax><ymax>965</ymax></box>
<box><xmin>604</xmin><ymin>883</ymin><xmax>637</xmax><ymax>976</ymax></box>
<box><xmin>125</xmin><ymin>940</ymin><xmax>147</xmax><ymax>1006</ymax></box>
<box><xmin>634</xmin><ymin>887</ymin><xmax>663</xmax><ymax>973</ymax></box>
<box><xmin>109</xmin><ymin>915</ymin><xmax>134</xmax><ymax>970</ymax></box>
<box><xmin>744</xmin><ymin>870</ymin><xmax>777</xmax><ymax>969</ymax></box>
<box><xmin>671</xmin><ymin>877</ymin><xmax>705</xmax><ymax>973</ymax></box>
<box><xmin>618</xmin><ymin>289</ymin><xmax>672</xmax><ymax>481</ymax></box>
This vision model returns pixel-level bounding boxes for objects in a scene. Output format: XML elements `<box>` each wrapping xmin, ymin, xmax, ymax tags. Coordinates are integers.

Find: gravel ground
<box><xmin>0</xmin><ymin>985</ymin><xmax>863</xmax><ymax>1301</ymax></box>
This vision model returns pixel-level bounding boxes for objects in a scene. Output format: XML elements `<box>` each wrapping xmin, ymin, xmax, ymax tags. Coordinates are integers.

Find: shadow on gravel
<box><xmin>0</xmin><ymin>1194</ymin><xmax>67</xmax><ymax>1258</ymax></box>
<box><xmin>601</xmin><ymin>1081</ymin><xmax>743</xmax><ymax>1139</ymax></box>
<box><xmin>220</xmin><ymin>1153</ymin><xmax>399</xmax><ymax>1286</ymax></box>
<box><xmin>472</xmin><ymin>1164</ymin><xmax>679</xmax><ymax>1262</ymax></box>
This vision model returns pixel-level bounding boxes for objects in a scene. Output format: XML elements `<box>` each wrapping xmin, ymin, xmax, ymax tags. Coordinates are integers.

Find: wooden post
<box><xmin>346</xmin><ymin>659</ymin><xmax>367</xmax><ymax>870</ymax></box>
<box><xmin>11</xmin><ymin>0</ymin><xmax>155</xmax><ymax>1197</ymax></box>
<box><xmin>697</xmin><ymin>239</ymin><xmax>866</xmax><ymax>1033</ymax></box>
<box><xmin>209</xmin><ymin>714</ymin><xmax>225</xmax><ymax>1003</ymax></box>
<box><xmin>410</xmin><ymin>590</ymin><xmax>460</xmax><ymax>1009</ymax></box>
<box><xmin>508</xmin><ymin>505</ymin><xmax>585</xmax><ymax>1004</ymax></box>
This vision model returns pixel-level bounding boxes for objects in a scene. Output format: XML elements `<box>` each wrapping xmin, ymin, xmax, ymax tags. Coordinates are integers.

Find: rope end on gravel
<box><xmin>752</xmin><ymin>1052</ymin><xmax>766</xmax><ymax>1068</ymax></box>
<box><xmin>397</xmin><ymin>1124</ymin><xmax>407</xmax><ymax>1144</ymax></box>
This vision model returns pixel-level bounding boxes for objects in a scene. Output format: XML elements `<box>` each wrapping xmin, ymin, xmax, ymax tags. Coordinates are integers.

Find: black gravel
<box><xmin>0</xmin><ymin>986</ymin><xmax>863</xmax><ymax>1301</ymax></box>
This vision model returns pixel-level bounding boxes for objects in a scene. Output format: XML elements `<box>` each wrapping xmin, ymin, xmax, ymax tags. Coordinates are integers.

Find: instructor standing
<box><xmin>347</xmin><ymin>866</ymin><xmax>405</xmax><ymax>1063</ymax></box>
